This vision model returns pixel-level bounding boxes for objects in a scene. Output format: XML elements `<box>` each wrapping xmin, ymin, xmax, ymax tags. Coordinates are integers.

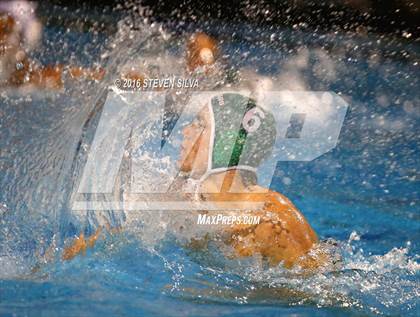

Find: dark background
<box><xmin>40</xmin><ymin>0</ymin><xmax>419</xmax><ymax>37</ymax></box>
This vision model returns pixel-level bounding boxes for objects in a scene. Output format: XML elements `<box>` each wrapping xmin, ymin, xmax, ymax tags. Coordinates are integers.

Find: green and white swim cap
<box><xmin>203</xmin><ymin>93</ymin><xmax>276</xmax><ymax>179</ymax></box>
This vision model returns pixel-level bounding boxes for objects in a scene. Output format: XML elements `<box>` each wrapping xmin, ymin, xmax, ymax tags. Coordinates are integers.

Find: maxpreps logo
<box><xmin>70</xmin><ymin>89</ymin><xmax>348</xmax><ymax>212</ymax></box>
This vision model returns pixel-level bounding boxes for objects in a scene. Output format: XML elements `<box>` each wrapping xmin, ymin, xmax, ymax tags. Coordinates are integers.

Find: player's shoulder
<box><xmin>247</xmin><ymin>185</ymin><xmax>293</xmax><ymax>207</ymax></box>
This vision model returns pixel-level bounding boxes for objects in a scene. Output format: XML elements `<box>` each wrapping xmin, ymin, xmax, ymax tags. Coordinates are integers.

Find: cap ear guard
<box><xmin>201</xmin><ymin>93</ymin><xmax>276</xmax><ymax>183</ymax></box>
<box><xmin>213</xmin><ymin>129</ymin><xmax>247</xmax><ymax>168</ymax></box>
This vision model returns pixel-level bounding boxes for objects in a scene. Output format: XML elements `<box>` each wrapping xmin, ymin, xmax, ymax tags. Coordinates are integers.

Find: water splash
<box><xmin>0</xmin><ymin>4</ymin><xmax>418</xmax><ymax>317</ymax></box>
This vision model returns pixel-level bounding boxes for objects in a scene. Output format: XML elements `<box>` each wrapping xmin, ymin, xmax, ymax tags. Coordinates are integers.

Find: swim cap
<box><xmin>203</xmin><ymin>93</ymin><xmax>276</xmax><ymax>179</ymax></box>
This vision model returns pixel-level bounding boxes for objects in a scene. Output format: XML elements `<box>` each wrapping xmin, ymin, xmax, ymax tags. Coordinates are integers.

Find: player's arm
<box><xmin>62</xmin><ymin>227</ymin><xmax>103</xmax><ymax>261</ymax></box>
<box><xmin>6</xmin><ymin>58</ymin><xmax>106</xmax><ymax>89</ymax></box>
<box><xmin>62</xmin><ymin>224</ymin><xmax>122</xmax><ymax>261</ymax></box>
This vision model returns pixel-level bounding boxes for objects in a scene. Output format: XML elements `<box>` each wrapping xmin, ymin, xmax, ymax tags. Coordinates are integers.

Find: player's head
<box><xmin>0</xmin><ymin>1</ymin><xmax>41</xmax><ymax>50</ymax></box>
<box><xmin>186</xmin><ymin>32</ymin><xmax>218</xmax><ymax>72</ymax></box>
<box><xmin>178</xmin><ymin>93</ymin><xmax>276</xmax><ymax>181</ymax></box>
<box><xmin>0</xmin><ymin>12</ymin><xmax>18</xmax><ymax>52</ymax></box>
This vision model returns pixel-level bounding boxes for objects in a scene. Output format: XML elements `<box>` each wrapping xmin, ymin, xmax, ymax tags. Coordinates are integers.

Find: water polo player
<box><xmin>63</xmin><ymin>92</ymin><xmax>329</xmax><ymax>271</ymax></box>
<box><xmin>176</xmin><ymin>92</ymin><xmax>328</xmax><ymax>269</ymax></box>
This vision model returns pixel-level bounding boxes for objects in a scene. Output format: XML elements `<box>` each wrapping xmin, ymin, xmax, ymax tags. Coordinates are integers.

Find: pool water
<box><xmin>0</xmin><ymin>12</ymin><xmax>419</xmax><ymax>317</ymax></box>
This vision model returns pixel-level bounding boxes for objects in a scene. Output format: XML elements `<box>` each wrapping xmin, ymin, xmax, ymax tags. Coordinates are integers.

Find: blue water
<box><xmin>0</xmin><ymin>15</ymin><xmax>419</xmax><ymax>317</ymax></box>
